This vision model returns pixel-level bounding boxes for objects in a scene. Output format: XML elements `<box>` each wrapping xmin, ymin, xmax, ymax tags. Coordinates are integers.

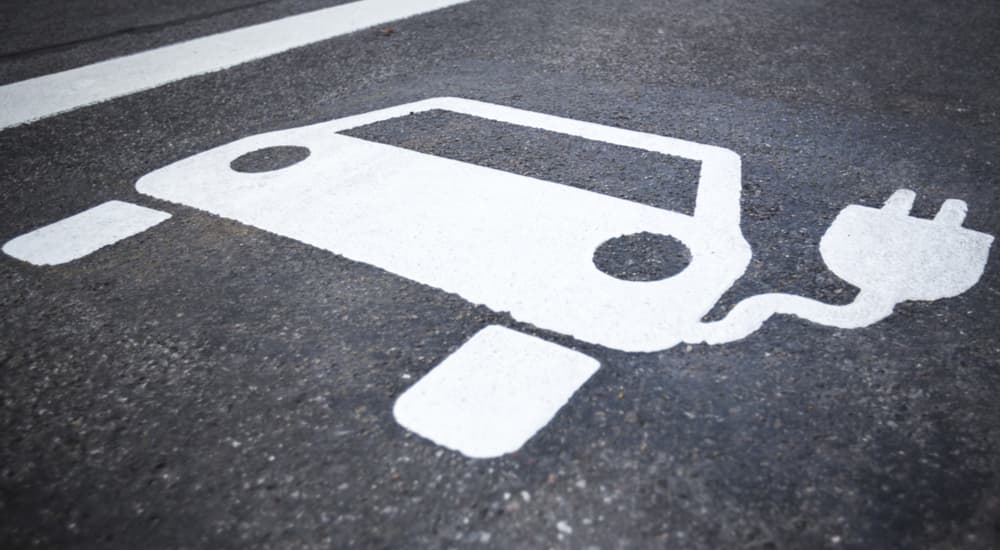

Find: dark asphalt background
<box><xmin>2</xmin><ymin>1</ymin><xmax>999</xmax><ymax>548</ymax></box>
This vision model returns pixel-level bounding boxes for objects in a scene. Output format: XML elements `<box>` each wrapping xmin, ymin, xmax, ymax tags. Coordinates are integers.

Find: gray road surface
<box><xmin>1</xmin><ymin>1</ymin><xmax>999</xmax><ymax>548</ymax></box>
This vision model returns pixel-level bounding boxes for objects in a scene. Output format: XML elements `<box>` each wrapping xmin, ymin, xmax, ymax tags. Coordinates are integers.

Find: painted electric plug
<box><xmin>687</xmin><ymin>189</ymin><xmax>995</xmax><ymax>344</ymax></box>
<box><xmin>821</xmin><ymin>189</ymin><xmax>992</xmax><ymax>302</ymax></box>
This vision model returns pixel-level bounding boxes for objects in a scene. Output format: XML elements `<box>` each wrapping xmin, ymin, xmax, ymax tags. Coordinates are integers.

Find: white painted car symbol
<box><xmin>5</xmin><ymin>98</ymin><xmax>994</xmax><ymax>458</ymax></box>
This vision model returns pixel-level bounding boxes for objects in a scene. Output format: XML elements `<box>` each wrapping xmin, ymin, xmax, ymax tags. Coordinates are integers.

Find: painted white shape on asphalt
<box><xmin>137</xmin><ymin>97</ymin><xmax>752</xmax><ymax>352</ymax></box>
<box><xmin>822</xmin><ymin>191</ymin><xmax>991</xmax><ymax>303</ymax></box>
<box><xmin>137</xmin><ymin>97</ymin><xmax>995</xmax><ymax>351</ymax></box>
<box><xmin>687</xmin><ymin>189</ymin><xmax>994</xmax><ymax>344</ymax></box>
<box><xmin>2</xmin><ymin>200</ymin><xmax>170</xmax><ymax>265</ymax></box>
<box><xmin>0</xmin><ymin>0</ymin><xmax>473</xmax><ymax>129</ymax></box>
<box><xmin>136</xmin><ymin>98</ymin><xmax>995</xmax><ymax>457</ymax></box>
<box><xmin>393</xmin><ymin>325</ymin><xmax>600</xmax><ymax>458</ymax></box>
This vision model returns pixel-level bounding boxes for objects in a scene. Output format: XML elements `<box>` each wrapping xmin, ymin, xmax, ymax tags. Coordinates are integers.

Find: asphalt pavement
<box><xmin>1</xmin><ymin>1</ymin><xmax>999</xmax><ymax>549</ymax></box>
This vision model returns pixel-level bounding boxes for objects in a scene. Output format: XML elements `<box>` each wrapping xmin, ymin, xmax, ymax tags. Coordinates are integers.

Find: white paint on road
<box><xmin>133</xmin><ymin>97</ymin><xmax>995</xmax><ymax>456</ymax></box>
<box><xmin>140</xmin><ymin>98</ymin><xmax>993</xmax><ymax>353</ymax></box>
<box><xmin>687</xmin><ymin>189</ymin><xmax>994</xmax><ymax>344</ymax></box>
<box><xmin>16</xmin><ymin>97</ymin><xmax>990</xmax><ymax>458</ymax></box>
<box><xmin>0</xmin><ymin>0</ymin><xmax>473</xmax><ymax>129</ymax></box>
<box><xmin>137</xmin><ymin>97</ymin><xmax>752</xmax><ymax>352</ymax></box>
<box><xmin>393</xmin><ymin>325</ymin><xmax>599</xmax><ymax>458</ymax></box>
<box><xmin>2</xmin><ymin>200</ymin><xmax>170</xmax><ymax>265</ymax></box>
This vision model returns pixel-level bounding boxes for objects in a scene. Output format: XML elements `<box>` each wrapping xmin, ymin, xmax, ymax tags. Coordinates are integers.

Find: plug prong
<box><xmin>934</xmin><ymin>198</ymin><xmax>967</xmax><ymax>226</ymax></box>
<box><xmin>882</xmin><ymin>189</ymin><xmax>916</xmax><ymax>215</ymax></box>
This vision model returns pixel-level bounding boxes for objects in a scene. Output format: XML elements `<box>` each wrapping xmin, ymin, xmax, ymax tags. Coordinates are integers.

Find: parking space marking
<box><xmin>0</xmin><ymin>0</ymin><xmax>472</xmax><ymax>129</ymax></box>
<box><xmin>393</xmin><ymin>325</ymin><xmax>600</xmax><ymax>459</ymax></box>
<box><xmin>2</xmin><ymin>201</ymin><xmax>170</xmax><ymax>266</ymax></box>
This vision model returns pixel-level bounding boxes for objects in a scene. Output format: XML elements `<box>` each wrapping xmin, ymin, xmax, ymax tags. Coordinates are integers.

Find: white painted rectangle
<box><xmin>2</xmin><ymin>201</ymin><xmax>171</xmax><ymax>265</ymax></box>
<box><xmin>0</xmin><ymin>0</ymin><xmax>472</xmax><ymax>129</ymax></box>
<box><xmin>393</xmin><ymin>325</ymin><xmax>600</xmax><ymax>458</ymax></box>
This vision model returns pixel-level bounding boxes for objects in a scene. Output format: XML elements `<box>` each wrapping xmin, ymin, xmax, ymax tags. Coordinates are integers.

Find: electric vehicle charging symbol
<box><xmin>5</xmin><ymin>98</ymin><xmax>994</xmax><ymax>458</ymax></box>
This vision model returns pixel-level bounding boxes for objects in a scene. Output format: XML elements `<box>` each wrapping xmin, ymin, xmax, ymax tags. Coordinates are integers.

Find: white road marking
<box><xmin>15</xmin><ymin>98</ymin><xmax>989</xmax><ymax>458</ymax></box>
<box><xmin>136</xmin><ymin>97</ymin><xmax>995</xmax><ymax>351</ymax></box>
<box><xmin>2</xmin><ymin>200</ymin><xmax>170</xmax><ymax>265</ymax></box>
<box><xmin>0</xmin><ymin>0</ymin><xmax>472</xmax><ymax>129</ymax></box>
<box><xmin>688</xmin><ymin>190</ymin><xmax>994</xmax><ymax>343</ymax></box>
<box><xmin>393</xmin><ymin>325</ymin><xmax>599</xmax><ymax>458</ymax></box>
<box><xmin>131</xmin><ymin>97</ymin><xmax>993</xmax><ymax>457</ymax></box>
<box><xmin>137</xmin><ymin>97</ymin><xmax>752</xmax><ymax>352</ymax></box>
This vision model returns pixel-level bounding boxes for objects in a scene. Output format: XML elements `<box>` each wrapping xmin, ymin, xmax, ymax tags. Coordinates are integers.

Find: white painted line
<box><xmin>0</xmin><ymin>0</ymin><xmax>472</xmax><ymax>129</ymax></box>
<box><xmin>393</xmin><ymin>325</ymin><xmax>600</xmax><ymax>458</ymax></box>
<box><xmin>2</xmin><ymin>201</ymin><xmax>170</xmax><ymax>265</ymax></box>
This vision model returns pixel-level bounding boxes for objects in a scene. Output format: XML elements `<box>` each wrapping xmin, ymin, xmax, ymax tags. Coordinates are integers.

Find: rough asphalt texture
<box><xmin>2</xmin><ymin>0</ymin><xmax>999</xmax><ymax>548</ymax></box>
